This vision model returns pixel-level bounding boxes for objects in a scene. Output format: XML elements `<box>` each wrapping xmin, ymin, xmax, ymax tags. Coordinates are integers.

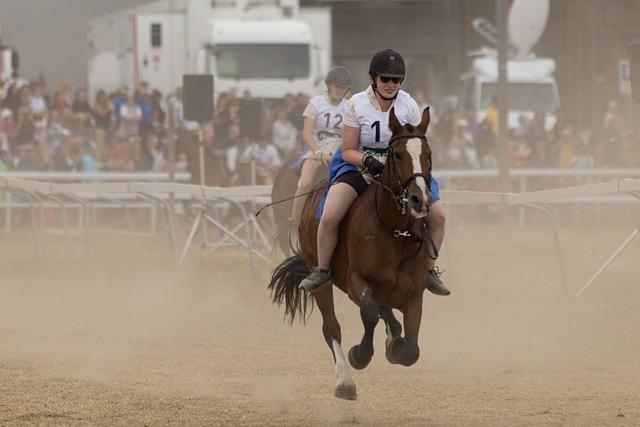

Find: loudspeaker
<box><xmin>239</xmin><ymin>99</ymin><xmax>264</xmax><ymax>139</ymax></box>
<box><xmin>630</xmin><ymin>44</ymin><xmax>640</xmax><ymax>102</ymax></box>
<box><xmin>183</xmin><ymin>74</ymin><xmax>214</xmax><ymax>123</ymax></box>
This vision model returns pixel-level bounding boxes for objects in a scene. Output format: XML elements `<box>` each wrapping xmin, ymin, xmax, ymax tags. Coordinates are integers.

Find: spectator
<box><xmin>475</xmin><ymin>119</ymin><xmax>497</xmax><ymax>168</ymax></box>
<box><xmin>242</xmin><ymin>137</ymin><xmax>282</xmax><ymax>184</ymax></box>
<box><xmin>150</xmin><ymin>89</ymin><xmax>166</xmax><ymax>136</ymax></box>
<box><xmin>14</xmin><ymin>106</ymin><xmax>35</xmax><ymax>150</ymax></box>
<box><xmin>0</xmin><ymin>108</ymin><xmax>16</xmax><ymax>151</ymax></box>
<box><xmin>77</xmin><ymin>140</ymin><xmax>99</xmax><ymax>172</ymax></box>
<box><xmin>446</xmin><ymin>118</ymin><xmax>479</xmax><ymax>169</ymax></box>
<box><xmin>572</xmin><ymin>139</ymin><xmax>594</xmax><ymax>169</ymax></box>
<box><xmin>29</xmin><ymin>82</ymin><xmax>48</xmax><ymax>145</ymax></box>
<box><xmin>553</xmin><ymin>125</ymin><xmax>576</xmax><ymax>168</ymax></box>
<box><xmin>104</xmin><ymin>133</ymin><xmax>132</xmax><ymax>171</ymax></box>
<box><xmin>51</xmin><ymin>140</ymin><xmax>76</xmax><ymax>171</ymax></box>
<box><xmin>527</xmin><ymin>111</ymin><xmax>547</xmax><ymax>146</ymax></box>
<box><xmin>484</xmin><ymin>95</ymin><xmax>499</xmax><ymax>137</ymax></box>
<box><xmin>72</xmin><ymin>88</ymin><xmax>93</xmax><ymax>137</ymax></box>
<box><xmin>112</xmin><ymin>85</ymin><xmax>128</xmax><ymax>126</ymax></box>
<box><xmin>146</xmin><ymin>132</ymin><xmax>166</xmax><ymax>171</ymax></box>
<box><xmin>93</xmin><ymin>90</ymin><xmax>113</xmax><ymax>159</ymax></box>
<box><xmin>514</xmin><ymin>114</ymin><xmax>529</xmax><ymax>140</ymax></box>
<box><xmin>135</xmin><ymin>82</ymin><xmax>153</xmax><ymax>137</ymax></box>
<box><xmin>271</xmin><ymin>106</ymin><xmax>298</xmax><ymax>158</ymax></box>
<box><xmin>1</xmin><ymin>84</ymin><xmax>21</xmax><ymax>116</ymax></box>
<box><xmin>119</xmin><ymin>93</ymin><xmax>142</xmax><ymax>141</ymax></box>
<box><xmin>434</xmin><ymin>106</ymin><xmax>455</xmax><ymax>149</ymax></box>
<box><xmin>15</xmin><ymin>143</ymin><xmax>42</xmax><ymax>171</ymax></box>
<box><xmin>175</xmin><ymin>152</ymin><xmax>188</xmax><ymax>172</ymax></box>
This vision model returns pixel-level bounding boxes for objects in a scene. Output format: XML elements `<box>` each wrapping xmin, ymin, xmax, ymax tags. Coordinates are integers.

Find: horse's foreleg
<box><xmin>387</xmin><ymin>294</ymin><xmax>424</xmax><ymax>366</ymax></box>
<box><xmin>347</xmin><ymin>275</ymin><xmax>379</xmax><ymax>370</ymax></box>
<box><xmin>379</xmin><ymin>306</ymin><xmax>403</xmax><ymax>363</ymax></box>
<box><xmin>315</xmin><ymin>285</ymin><xmax>357</xmax><ymax>401</ymax></box>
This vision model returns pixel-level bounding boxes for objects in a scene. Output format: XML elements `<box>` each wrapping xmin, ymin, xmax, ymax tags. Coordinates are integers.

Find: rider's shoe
<box><xmin>299</xmin><ymin>267</ymin><xmax>332</xmax><ymax>293</ymax></box>
<box><xmin>426</xmin><ymin>267</ymin><xmax>450</xmax><ymax>296</ymax></box>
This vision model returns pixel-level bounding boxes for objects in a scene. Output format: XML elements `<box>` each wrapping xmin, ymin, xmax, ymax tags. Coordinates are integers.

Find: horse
<box><xmin>268</xmin><ymin>107</ymin><xmax>433</xmax><ymax>400</ymax></box>
<box><xmin>270</xmin><ymin>155</ymin><xmax>329</xmax><ymax>257</ymax></box>
<box><xmin>270</xmin><ymin>158</ymin><xmax>301</xmax><ymax>256</ymax></box>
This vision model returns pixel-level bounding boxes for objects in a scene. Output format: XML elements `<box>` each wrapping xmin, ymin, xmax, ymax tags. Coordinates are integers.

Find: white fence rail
<box><xmin>2</xmin><ymin>170</ymin><xmax>640</xmax><ymax>294</ymax></box>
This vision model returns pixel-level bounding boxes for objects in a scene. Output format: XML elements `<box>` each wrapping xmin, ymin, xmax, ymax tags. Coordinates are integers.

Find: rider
<box><xmin>289</xmin><ymin>66</ymin><xmax>353</xmax><ymax>229</ymax></box>
<box><xmin>298</xmin><ymin>49</ymin><xmax>449</xmax><ymax>297</ymax></box>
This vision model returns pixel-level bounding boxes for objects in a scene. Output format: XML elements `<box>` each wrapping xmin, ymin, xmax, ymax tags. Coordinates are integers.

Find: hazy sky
<box><xmin>0</xmin><ymin>0</ymin><xmax>154</xmax><ymax>89</ymax></box>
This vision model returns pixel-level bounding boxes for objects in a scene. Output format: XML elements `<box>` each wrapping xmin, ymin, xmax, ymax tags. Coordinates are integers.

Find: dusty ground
<box><xmin>1</xmin><ymin>223</ymin><xmax>639</xmax><ymax>426</ymax></box>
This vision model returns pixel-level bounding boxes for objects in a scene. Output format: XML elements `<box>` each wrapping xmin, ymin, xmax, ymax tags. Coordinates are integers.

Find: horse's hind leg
<box><xmin>315</xmin><ymin>285</ymin><xmax>357</xmax><ymax>401</ymax></box>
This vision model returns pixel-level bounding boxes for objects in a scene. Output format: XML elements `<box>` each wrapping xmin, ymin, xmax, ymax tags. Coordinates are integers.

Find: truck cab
<box><xmin>205</xmin><ymin>19</ymin><xmax>322</xmax><ymax>98</ymax></box>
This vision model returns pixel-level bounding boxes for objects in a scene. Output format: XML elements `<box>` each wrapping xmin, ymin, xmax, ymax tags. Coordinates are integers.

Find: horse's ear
<box><xmin>416</xmin><ymin>107</ymin><xmax>431</xmax><ymax>135</ymax></box>
<box><xmin>388</xmin><ymin>107</ymin><xmax>403</xmax><ymax>134</ymax></box>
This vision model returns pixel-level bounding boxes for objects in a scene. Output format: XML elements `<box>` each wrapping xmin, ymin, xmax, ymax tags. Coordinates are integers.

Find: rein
<box><xmin>369</xmin><ymin>133</ymin><xmax>438</xmax><ymax>269</ymax></box>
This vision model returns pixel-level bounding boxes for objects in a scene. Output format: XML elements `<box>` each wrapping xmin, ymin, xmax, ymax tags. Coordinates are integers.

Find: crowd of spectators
<box><xmin>2</xmin><ymin>78</ymin><xmax>639</xmax><ymax>187</ymax></box>
<box><xmin>0</xmin><ymin>78</ymin><xmax>310</xmax><ymax>185</ymax></box>
<box><xmin>425</xmin><ymin>94</ymin><xmax>640</xmax><ymax>171</ymax></box>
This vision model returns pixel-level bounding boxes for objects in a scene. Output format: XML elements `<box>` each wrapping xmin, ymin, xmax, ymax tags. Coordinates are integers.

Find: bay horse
<box><xmin>268</xmin><ymin>107</ymin><xmax>433</xmax><ymax>400</ymax></box>
<box><xmin>270</xmin><ymin>157</ymin><xmax>301</xmax><ymax>256</ymax></box>
<box><xmin>270</xmin><ymin>156</ymin><xmax>329</xmax><ymax>257</ymax></box>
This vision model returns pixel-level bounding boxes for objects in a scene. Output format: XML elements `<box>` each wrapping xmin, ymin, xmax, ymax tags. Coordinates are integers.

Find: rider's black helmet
<box><xmin>368</xmin><ymin>49</ymin><xmax>405</xmax><ymax>78</ymax></box>
<box><xmin>325</xmin><ymin>66</ymin><xmax>353</xmax><ymax>88</ymax></box>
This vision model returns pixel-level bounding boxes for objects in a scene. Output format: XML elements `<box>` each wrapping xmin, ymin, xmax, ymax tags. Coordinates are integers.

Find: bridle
<box><xmin>372</xmin><ymin>133</ymin><xmax>433</xmax><ymax>215</ymax></box>
<box><xmin>369</xmin><ymin>132</ymin><xmax>438</xmax><ymax>268</ymax></box>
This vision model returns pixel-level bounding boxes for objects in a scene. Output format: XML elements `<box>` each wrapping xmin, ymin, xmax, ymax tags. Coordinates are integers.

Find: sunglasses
<box><xmin>379</xmin><ymin>76</ymin><xmax>403</xmax><ymax>84</ymax></box>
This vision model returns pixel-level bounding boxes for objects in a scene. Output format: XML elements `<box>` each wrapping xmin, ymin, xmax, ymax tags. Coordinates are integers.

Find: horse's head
<box><xmin>386</xmin><ymin>107</ymin><xmax>432</xmax><ymax>218</ymax></box>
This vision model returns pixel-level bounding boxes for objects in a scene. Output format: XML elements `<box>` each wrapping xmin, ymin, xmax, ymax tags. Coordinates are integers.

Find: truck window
<box><xmin>480</xmin><ymin>82</ymin><xmax>557</xmax><ymax>112</ymax></box>
<box><xmin>151</xmin><ymin>23</ymin><xmax>162</xmax><ymax>48</ymax></box>
<box><xmin>215</xmin><ymin>44</ymin><xmax>310</xmax><ymax>79</ymax></box>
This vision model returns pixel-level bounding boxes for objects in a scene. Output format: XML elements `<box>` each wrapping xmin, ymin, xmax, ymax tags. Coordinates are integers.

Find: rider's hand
<box><xmin>321</xmin><ymin>153</ymin><xmax>331</xmax><ymax>166</ymax></box>
<box><xmin>363</xmin><ymin>154</ymin><xmax>384</xmax><ymax>177</ymax></box>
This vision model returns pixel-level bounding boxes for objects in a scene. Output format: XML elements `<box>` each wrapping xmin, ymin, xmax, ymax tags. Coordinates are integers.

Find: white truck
<box><xmin>87</xmin><ymin>0</ymin><xmax>331</xmax><ymax>100</ymax></box>
<box><xmin>458</xmin><ymin>0</ymin><xmax>560</xmax><ymax>130</ymax></box>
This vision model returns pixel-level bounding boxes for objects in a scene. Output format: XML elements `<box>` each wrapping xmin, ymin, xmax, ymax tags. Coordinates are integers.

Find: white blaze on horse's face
<box><xmin>406</xmin><ymin>138</ymin><xmax>429</xmax><ymax>217</ymax></box>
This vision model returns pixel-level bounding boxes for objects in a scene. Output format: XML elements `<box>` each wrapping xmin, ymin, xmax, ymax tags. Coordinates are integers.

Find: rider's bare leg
<box><xmin>317</xmin><ymin>182</ymin><xmax>359</xmax><ymax>269</ymax></box>
<box><xmin>291</xmin><ymin>158</ymin><xmax>322</xmax><ymax>227</ymax></box>
<box><xmin>425</xmin><ymin>201</ymin><xmax>446</xmax><ymax>270</ymax></box>
<box><xmin>424</xmin><ymin>200</ymin><xmax>449</xmax><ymax>296</ymax></box>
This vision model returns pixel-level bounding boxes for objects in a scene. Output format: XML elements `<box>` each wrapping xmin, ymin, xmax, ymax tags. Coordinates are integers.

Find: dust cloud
<box><xmin>1</xmin><ymin>214</ymin><xmax>639</xmax><ymax>425</ymax></box>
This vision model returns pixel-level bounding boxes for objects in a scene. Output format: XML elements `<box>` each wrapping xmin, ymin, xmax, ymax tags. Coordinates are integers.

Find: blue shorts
<box><xmin>316</xmin><ymin>147</ymin><xmax>440</xmax><ymax>218</ymax></box>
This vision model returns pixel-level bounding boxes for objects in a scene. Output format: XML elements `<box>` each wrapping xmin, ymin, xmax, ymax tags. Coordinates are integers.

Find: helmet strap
<box><xmin>371</xmin><ymin>83</ymin><xmax>398</xmax><ymax>101</ymax></box>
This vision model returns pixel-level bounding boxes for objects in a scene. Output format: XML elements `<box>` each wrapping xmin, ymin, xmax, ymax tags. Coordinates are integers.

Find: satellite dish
<box><xmin>508</xmin><ymin>0</ymin><xmax>549</xmax><ymax>57</ymax></box>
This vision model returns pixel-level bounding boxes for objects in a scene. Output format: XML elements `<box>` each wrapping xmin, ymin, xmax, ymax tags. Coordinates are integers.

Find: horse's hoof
<box><xmin>385</xmin><ymin>336</ymin><xmax>402</xmax><ymax>365</ymax></box>
<box><xmin>335</xmin><ymin>384</ymin><xmax>357</xmax><ymax>401</ymax></box>
<box><xmin>348</xmin><ymin>346</ymin><xmax>371</xmax><ymax>370</ymax></box>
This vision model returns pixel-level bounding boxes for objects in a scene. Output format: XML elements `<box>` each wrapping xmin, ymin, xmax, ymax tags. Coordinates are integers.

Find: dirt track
<box><xmin>1</xmin><ymin>226</ymin><xmax>639</xmax><ymax>426</ymax></box>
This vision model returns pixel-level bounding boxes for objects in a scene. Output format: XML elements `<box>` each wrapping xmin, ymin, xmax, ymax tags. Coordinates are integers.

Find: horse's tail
<box><xmin>268</xmin><ymin>252</ymin><xmax>314</xmax><ymax>324</ymax></box>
